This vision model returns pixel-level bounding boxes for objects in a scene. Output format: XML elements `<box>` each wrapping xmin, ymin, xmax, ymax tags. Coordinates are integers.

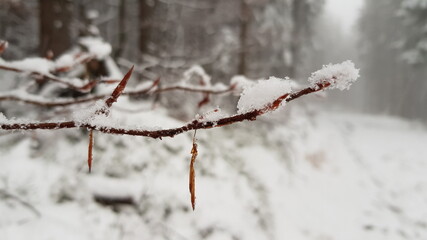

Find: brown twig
<box><xmin>0</xmin><ymin>82</ymin><xmax>330</xmax><ymax>138</ymax></box>
<box><xmin>154</xmin><ymin>84</ymin><xmax>235</xmax><ymax>95</ymax></box>
<box><xmin>87</xmin><ymin>129</ymin><xmax>94</xmax><ymax>173</ymax></box>
<box><xmin>53</xmin><ymin>54</ymin><xmax>93</xmax><ymax>73</ymax></box>
<box><xmin>0</xmin><ymin>79</ymin><xmax>232</xmax><ymax>108</ymax></box>
<box><xmin>0</xmin><ymin>63</ymin><xmax>118</xmax><ymax>92</ymax></box>
<box><xmin>189</xmin><ymin>131</ymin><xmax>197</xmax><ymax>210</ymax></box>
<box><xmin>104</xmin><ymin>66</ymin><xmax>134</xmax><ymax>109</ymax></box>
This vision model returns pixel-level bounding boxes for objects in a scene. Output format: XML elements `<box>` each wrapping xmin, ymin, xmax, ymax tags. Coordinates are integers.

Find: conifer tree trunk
<box><xmin>238</xmin><ymin>0</ymin><xmax>250</xmax><ymax>76</ymax></box>
<box><xmin>289</xmin><ymin>0</ymin><xmax>305</xmax><ymax>78</ymax></box>
<box><xmin>39</xmin><ymin>0</ymin><xmax>73</xmax><ymax>57</ymax></box>
<box><xmin>139</xmin><ymin>0</ymin><xmax>156</xmax><ymax>57</ymax></box>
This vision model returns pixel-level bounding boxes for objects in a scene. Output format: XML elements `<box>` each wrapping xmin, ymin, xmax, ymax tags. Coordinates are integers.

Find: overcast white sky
<box><xmin>326</xmin><ymin>0</ymin><xmax>364</xmax><ymax>33</ymax></box>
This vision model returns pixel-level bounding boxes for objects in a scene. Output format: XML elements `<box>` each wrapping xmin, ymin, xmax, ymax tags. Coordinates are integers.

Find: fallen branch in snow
<box><xmin>0</xmin><ymin>61</ymin><xmax>360</xmax><ymax>209</ymax></box>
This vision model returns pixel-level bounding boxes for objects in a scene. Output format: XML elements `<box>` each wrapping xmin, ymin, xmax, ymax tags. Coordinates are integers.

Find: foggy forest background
<box><xmin>1</xmin><ymin>0</ymin><xmax>426</xmax><ymax>120</ymax></box>
<box><xmin>1</xmin><ymin>1</ymin><xmax>427</xmax><ymax>240</ymax></box>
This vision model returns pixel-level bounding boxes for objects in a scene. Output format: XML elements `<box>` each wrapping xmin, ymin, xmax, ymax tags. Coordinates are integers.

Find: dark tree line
<box><xmin>1</xmin><ymin>0</ymin><xmax>323</xmax><ymax>82</ymax></box>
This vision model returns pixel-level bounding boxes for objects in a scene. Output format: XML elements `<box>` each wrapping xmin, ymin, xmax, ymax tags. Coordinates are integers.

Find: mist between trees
<box><xmin>1</xmin><ymin>0</ymin><xmax>426</xmax><ymax>120</ymax></box>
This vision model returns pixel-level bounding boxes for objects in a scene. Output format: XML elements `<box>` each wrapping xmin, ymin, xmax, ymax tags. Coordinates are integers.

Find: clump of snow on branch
<box><xmin>237</xmin><ymin>77</ymin><xmax>292</xmax><ymax>114</ymax></box>
<box><xmin>0</xmin><ymin>52</ymin><xmax>91</xmax><ymax>76</ymax></box>
<box><xmin>176</xmin><ymin>65</ymin><xmax>228</xmax><ymax>91</ymax></box>
<box><xmin>308</xmin><ymin>60</ymin><xmax>360</xmax><ymax>90</ymax></box>
<box><xmin>0</xmin><ymin>57</ymin><xmax>54</xmax><ymax>74</ymax></box>
<box><xmin>230</xmin><ymin>75</ymin><xmax>256</xmax><ymax>95</ymax></box>
<box><xmin>79</xmin><ymin>37</ymin><xmax>112</xmax><ymax>60</ymax></box>
<box><xmin>183</xmin><ymin>65</ymin><xmax>211</xmax><ymax>86</ymax></box>
<box><xmin>54</xmin><ymin>54</ymin><xmax>75</xmax><ymax>68</ymax></box>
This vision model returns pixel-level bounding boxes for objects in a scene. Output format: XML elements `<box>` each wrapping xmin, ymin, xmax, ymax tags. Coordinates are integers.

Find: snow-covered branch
<box><xmin>0</xmin><ymin>57</ymin><xmax>119</xmax><ymax>92</ymax></box>
<box><xmin>0</xmin><ymin>78</ymin><xmax>236</xmax><ymax>107</ymax></box>
<box><xmin>0</xmin><ymin>60</ymin><xmax>359</xmax><ymax>210</ymax></box>
<box><xmin>0</xmin><ymin>40</ymin><xmax>120</xmax><ymax>92</ymax></box>
<box><xmin>0</xmin><ymin>61</ymin><xmax>359</xmax><ymax>137</ymax></box>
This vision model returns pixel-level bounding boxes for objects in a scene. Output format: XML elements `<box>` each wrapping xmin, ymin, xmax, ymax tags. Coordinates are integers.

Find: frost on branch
<box><xmin>237</xmin><ymin>76</ymin><xmax>292</xmax><ymax>114</ymax></box>
<box><xmin>308</xmin><ymin>60</ymin><xmax>360</xmax><ymax>90</ymax></box>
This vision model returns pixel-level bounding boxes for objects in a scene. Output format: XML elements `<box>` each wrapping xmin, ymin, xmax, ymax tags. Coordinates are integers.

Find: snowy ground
<box><xmin>0</xmin><ymin>108</ymin><xmax>426</xmax><ymax>240</ymax></box>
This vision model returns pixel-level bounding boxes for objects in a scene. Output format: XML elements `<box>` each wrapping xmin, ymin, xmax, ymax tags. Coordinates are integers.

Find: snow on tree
<box><xmin>0</xmin><ymin>36</ymin><xmax>360</xmax><ymax>208</ymax></box>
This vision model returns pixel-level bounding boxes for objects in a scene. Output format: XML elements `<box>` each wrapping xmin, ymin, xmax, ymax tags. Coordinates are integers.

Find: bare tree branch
<box><xmin>0</xmin><ymin>64</ymin><xmax>119</xmax><ymax>92</ymax></box>
<box><xmin>0</xmin><ymin>79</ymin><xmax>233</xmax><ymax>107</ymax></box>
<box><xmin>0</xmin><ymin>82</ymin><xmax>330</xmax><ymax>139</ymax></box>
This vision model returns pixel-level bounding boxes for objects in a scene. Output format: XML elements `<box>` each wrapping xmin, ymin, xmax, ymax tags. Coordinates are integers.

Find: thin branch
<box><xmin>0</xmin><ymin>80</ymin><xmax>233</xmax><ymax>107</ymax></box>
<box><xmin>52</xmin><ymin>55</ymin><xmax>93</xmax><ymax>73</ymax></box>
<box><xmin>104</xmin><ymin>66</ymin><xmax>134</xmax><ymax>109</ymax></box>
<box><xmin>189</xmin><ymin>130</ymin><xmax>198</xmax><ymax>210</ymax></box>
<box><xmin>155</xmin><ymin>84</ymin><xmax>235</xmax><ymax>95</ymax></box>
<box><xmin>0</xmin><ymin>82</ymin><xmax>330</xmax><ymax>139</ymax></box>
<box><xmin>87</xmin><ymin>129</ymin><xmax>94</xmax><ymax>173</ymax></box>
<box><xmin>0</xmin><ymin>62</ymin><xmax>118</xmax><ymax>92</ymax></box>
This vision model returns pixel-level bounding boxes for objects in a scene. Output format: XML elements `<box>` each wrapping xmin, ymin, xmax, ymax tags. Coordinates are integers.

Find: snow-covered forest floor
<box><xmin>1</xmin><ymin>105</ymin><xmax>426</xmax><ymax>240</ymax></box>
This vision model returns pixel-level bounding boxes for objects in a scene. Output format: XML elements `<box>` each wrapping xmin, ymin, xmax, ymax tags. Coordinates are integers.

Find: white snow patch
<box><xmin>237</xmin><ymin>76</ymin><xmax>292</xmax><ymax>114</ymax></box>
<box><xmin>79</xmin><ymin>37</ymin><xmax>112</xmax><ymax>60</ymax></box>
<box><xmin>182</xmin><ymin>65</ymin><xmax>211</xmax><ymax>85</ymax></box>
<box><xmin>230</xmin><ymin>75</ymin><xmax>255</xmax><ymax>96</ymax></box>
<box><xmin>308</xmin><ymin>60</ymin><xmax>360</xmax><ymax>90</ymax></box>
<box><xmin>0</xmin><ymin>57</ymin><xmax>54</xmax><ymax>74</ymax></box>
<box><xmin>54</xmin><ymin>54</ymin><xmax>75</xmax><ymax>69</ymax></box>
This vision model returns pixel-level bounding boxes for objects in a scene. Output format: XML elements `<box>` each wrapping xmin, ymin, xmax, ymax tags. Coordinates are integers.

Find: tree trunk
<box><xmin>114</xmin><ymin>0</ymin><xmax>127</xmax><ymax>59</ymax></box>
<box><xmin>238</xmin><ymin>0</ymin><xmax>250</xmax><ymax>76</ymax></box>
<box><xmin>289</xmin><ymin>0</ymin><xmax>306</xmax><ymax>79</ymax></box>
<box><xmin>139</xmin><ymin>0</ymin><xmax>156</xmax><ymax>56</ymax></box>
<box><xmin>39</xmin><ymin>0</ymin><xmax>73</xmax><ymax>57</ymax></box>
